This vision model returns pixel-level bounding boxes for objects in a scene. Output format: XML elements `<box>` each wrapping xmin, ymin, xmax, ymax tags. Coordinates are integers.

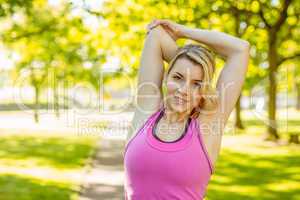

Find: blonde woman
<box><xmin>123</xmin><ymin>19</ymin><xmax>250</xmax><ymax>199</ymax></box>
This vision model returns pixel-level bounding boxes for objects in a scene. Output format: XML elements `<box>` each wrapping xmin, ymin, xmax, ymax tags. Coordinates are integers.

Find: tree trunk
<box><xmin>232</xmin><ymin>10</ymin><xmax>245</xmax><ymax>130</ymax></box>
<box><xmin>296</xmin><ymin>83</ymin><xmax>300</xmax><ymax>110</ymax></box>
<box><xmin>265</xmin><ymin>35</ymin><xmax>280</xmax><ymax>141</ymax></box>
<box><xmin>34</xmin><ymin>85</ymin><xmax>40</xmax><ymax>123</ymax></box>
<box><xmin>289</xmin><ymin>134</ymin><xmax>299</xmax><ymax>144</ymax></box>
<box><xmin>63</xmin><ymin>79</ymin><xmax>69</xmax><ymax>110</ymax></box>
<box><xmin>235</xmin><ymin>94</ymin><xmax>244</xmax><ymax>129</ymax></box>
<box><xmin>266</xmin><ymin>70</ymin><xmax>279</xmax><ymax>140</ymax></box>
<box><xmin>53</xmin><ymin>78</ymin><xmax>60</xmax><ymax>118</ymax></box>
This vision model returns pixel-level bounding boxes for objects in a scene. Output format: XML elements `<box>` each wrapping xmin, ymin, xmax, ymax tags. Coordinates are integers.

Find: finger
<box><xmin>148</xmin><ymin>20</ymin><xmax>156</xmax><ymax>28</ymax></box>
<box><xmin>147</xmin><ymin>22</ymin><xmax>156</xmax><ymax>31</ymax></box>
<box><xmin>152</xmin><ymin>19</ymin><xmax>163</xmax><ymax>26</ymax></box>
<box><xmin>148</xmin><ymin>19</ymin><xmax>166</xmax><ymax>30</ymax></box>
<box><xmin>160</xmin><ymin>19</ymin><xmax>170</xmax><ymax>25</ymax></box>
<box><xmin>146</xmin><ymin>22</ymin><xmax>153</xmax><ymax>29</ymax></box>
<box><xmin>149</xmin><ymin>23</ymin><xmax>160</xmax><ymax>29</ymax></box>
<box><xmin>165</xmin><ymin>23</ymin><xmax>177</xmax><ymax>33</ymax></box>
<box><xmin>150</xmin><ymin>21</ymin><xmax>160</xmax><ymax>28</ymax></box>
<box><xmin>149</xmin><ymin>19</ymin><xmax>157</xmax><ymax>27</ymax></box>
<box><xmin>161</xmin><ymin>20</ymin><xmax>171</xmax><ymax>28</ymax></box>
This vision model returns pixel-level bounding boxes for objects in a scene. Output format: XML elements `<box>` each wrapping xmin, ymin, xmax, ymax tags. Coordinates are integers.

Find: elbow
<box><xmin>227</xmin><ymin>40</ymin><xmax>250</xmax><ymax>59</ymax></box>
<box><xmin>232</xmin><ymin>40</ymin><xmax>250</xmax><ymax>58</ymax></box>
<box><xmin>240</xmin><ymin>40</ymin><xmax>250</xmax><ymax>53</ymax></box>
<box><xmin>148</xmin><ymin>25</ymin><xmax>166</xmax><ymax>38</ymax></box>
<box><xmin>225</xmin><ymin>40</ymin><xmax>250</xmax><ymax>59</ymax></box>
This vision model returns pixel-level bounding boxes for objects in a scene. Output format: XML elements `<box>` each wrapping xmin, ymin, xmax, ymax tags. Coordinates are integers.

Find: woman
<box><xmin>123</xmin><ymin>19</ymin><xmax>250</xmax><ymax>199</ymax></box>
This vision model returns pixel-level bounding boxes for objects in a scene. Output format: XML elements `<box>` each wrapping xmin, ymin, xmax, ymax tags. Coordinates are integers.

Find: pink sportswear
<box><xmin>123</xmin><ymin>105</ymin><xmax>214</xmax><ymax>199</ymax></box>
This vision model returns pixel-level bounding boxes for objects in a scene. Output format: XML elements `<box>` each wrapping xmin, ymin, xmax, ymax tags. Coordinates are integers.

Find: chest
<box><xmin>155</xmin><ymin>120</ymin><xmax>189</xmax><ymax>142</ymax></box>
<box><xmin>124</xmin><ymin>132</ymin><xmax>211</xmax><ymax>186</ymax></box>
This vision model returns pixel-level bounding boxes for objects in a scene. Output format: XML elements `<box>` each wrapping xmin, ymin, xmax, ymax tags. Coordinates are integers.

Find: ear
<box><xmin>195</xmin><ymin>96</ymin><xmax>204</xmax><ymax>108</ymax></box>
<box><xmin>199</xmin><ymin>96</ymin><xmax>205</xmax><ymax>107</ymax></box>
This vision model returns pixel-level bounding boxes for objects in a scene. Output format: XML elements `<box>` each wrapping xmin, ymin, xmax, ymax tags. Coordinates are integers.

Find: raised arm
<box><xmin>146</xmin><ymin>19</ymin><xmax>250</xmax><ymax>124</ymax></box>
<box><xmin>126</xmin><ymin>25</ymin><xmax>178</xmax><ymax>142</ymax></box>
<box><xmin>182</xmin><ymin>28</ymin><xmax>250</xmax><ymax>123</ymax></box>
<box><xmin>136</xmin><ymin>25</ymin><xmax>178</xmax><ymax>113</ymax></box>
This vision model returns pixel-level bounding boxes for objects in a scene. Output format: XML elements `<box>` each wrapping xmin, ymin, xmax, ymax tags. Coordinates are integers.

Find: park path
<box><xmin>78</xmin><ymin>137</ymin><xmax>127</xmax><ymax>200</ymax></box>
<box><xmin>0</xmin><ymin>109</ymin><xmax>131</xmax><ymax>199</ymax></box>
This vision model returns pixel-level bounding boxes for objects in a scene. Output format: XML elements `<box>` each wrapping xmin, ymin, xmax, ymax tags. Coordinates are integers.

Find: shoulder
<box><xmin>125</xmin><ymin>103</ymin><xmax>162</xmax><ymax>144</ymax></box>
<box><xmin>196</xmin><ymin>103</ymin><xmax>228</xmax><ymax>136</ymax></box>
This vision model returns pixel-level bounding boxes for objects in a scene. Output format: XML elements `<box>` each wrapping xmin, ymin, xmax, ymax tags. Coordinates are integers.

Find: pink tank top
<box><xmin>123</xmin><ymin>105</ymin><xmax>214</xmax><ymax>199</ymax></box>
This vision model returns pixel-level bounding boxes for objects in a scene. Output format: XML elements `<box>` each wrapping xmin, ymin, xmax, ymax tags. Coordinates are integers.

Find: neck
<box><xmin>163</xmin><ymin>103</ymin><xmax>190</xmax><ymax>123</ymax></box>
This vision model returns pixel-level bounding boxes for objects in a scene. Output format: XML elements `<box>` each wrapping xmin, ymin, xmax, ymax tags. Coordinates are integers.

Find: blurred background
<box><xmin>0</xmin><ymin>0</ymin><xmax>299</xmax><ymax>199</ymax></box>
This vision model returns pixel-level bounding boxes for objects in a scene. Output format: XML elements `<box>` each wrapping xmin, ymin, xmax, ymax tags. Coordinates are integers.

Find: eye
<box><xmin>194</xmin><ymin>82</ymin><xmax>202</xmax><ymax>87</ymax></box>
<box><xmin>173</xmin><ymin>75</ymin><xmax>181</xmax><ymax>80</ymax></box>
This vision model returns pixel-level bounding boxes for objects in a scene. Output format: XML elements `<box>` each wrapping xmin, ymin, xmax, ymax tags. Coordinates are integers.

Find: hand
<box><xmin>146</xmin><ymin>19</ymin><xmax>188</xmax><ymax>41</ymax></box>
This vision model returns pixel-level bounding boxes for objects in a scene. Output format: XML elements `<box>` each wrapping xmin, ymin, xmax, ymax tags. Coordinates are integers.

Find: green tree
<box><xmin>221</xmin><ymin>0</ymin><xmax>300</xmax><ymax>140</ymax></box>
<box><xmin>1</xmin><ymin>1</ymin><xmax>92</xmax><ymax>122</ymax></box>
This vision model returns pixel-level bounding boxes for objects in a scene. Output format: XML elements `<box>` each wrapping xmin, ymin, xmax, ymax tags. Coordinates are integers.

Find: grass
<box><xmin>0</xmin><ymin>108</ymin><xmax>299</xmax><ymax>200</ymax></box>
<box><xmin>205</xmin><ymin>108</ymin><xmax>300</xmax><ymax>200</ymax></box>
<box><xmin>0</xmin><ymin>131</ymin><xmax>99</xmax><ymax>200</ymax></box>
<box><xmin>0</xmin><ymin>174</ymin><xmax>75</xmax><ymax>200</ymax></box>
<box><xmin>206</xmin><ymin>135</ymin><xmax>300</xmax><ymax>200</ymax></box>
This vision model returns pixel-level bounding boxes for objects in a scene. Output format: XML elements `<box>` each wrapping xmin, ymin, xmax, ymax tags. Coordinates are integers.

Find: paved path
<box><xmin>0</xmin><ymin>109</ymin><xmax>131</xmax><ymax>199</ymax></box>
<box><xmin>79</xmin><ymin>137</ymin><xmax>126</xmax><ymax>200</ymax></box>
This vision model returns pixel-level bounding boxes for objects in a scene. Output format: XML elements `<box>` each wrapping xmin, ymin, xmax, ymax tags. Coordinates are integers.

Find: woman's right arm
<box><xmin>135</xmin><ymin>25</ymin><xmax>178</xmax><ymax>113</ymax></box>
<box><xmin>126</xmin><ymin>25</ymin><xmax>178</xmax><ymax>143</ymax></box>
<box><xmin>156</xmin><ymin>25</ymin><xmax>179</xmax><ymax>63</ymax></box>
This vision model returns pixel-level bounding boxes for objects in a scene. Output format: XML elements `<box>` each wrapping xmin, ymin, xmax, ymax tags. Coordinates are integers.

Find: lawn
<box><xmin>206</xmin><ymin>108</ymin><xmax>300</xmax><ymax>200</ymax></box>
<box><xmin>0</xmin><ymin>130</ymin><xmax>99</xmax><ymax>200</ymax></box>
<box><xmin>0</xmin><ymin>108</ymin><xmax>299</xmax><ymax>200</ymax></box>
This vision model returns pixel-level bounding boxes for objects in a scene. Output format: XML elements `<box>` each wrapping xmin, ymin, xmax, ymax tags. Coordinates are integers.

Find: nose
<box><xmin>177</xmin><ymin>81</ymin><xmax>189</xmax><ymax>96</ymax></box>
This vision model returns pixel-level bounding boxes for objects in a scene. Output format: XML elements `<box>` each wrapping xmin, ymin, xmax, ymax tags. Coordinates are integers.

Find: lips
<box><xmin>174</xmin><ymin>96</ymin><xmax>187</xmax><ymax>104</ymax></box>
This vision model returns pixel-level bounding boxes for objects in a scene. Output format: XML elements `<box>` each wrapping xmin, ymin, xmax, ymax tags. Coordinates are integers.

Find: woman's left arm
<box><xmin>182</xmin><ymin>28</ymin><xmax>250</xmax><ymax>124</ymax></box>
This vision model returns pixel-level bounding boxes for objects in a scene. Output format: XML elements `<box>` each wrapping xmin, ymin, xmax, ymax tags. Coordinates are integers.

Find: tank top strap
<box><xmin>123</xmin><ymin>105</ymin><xmax>164</xmax><ymax>157</ymax></box>
<box><xmin>135</xmin><ymin>105</ymin><xmax>165</xmax><ymax>135</ymax></box>
<box><xmin>151</xmin><ymin>104</ymin><xmax>165</xmax><ymax>122</ymax></box>
<box><xmin>193</xmin><ymin>119</ymin><xmax>215</xmax><ymax>174</ymax></box>
<box><xmin>146</xmin><ymin>107</ymin><xmax>195</xmax><ymax>152</ymax></box>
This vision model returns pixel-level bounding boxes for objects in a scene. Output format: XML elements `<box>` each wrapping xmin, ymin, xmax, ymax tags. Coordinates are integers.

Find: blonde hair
<box><xmin>166</xmin><ymin>43</ymin><xmax>219</xmax><ymax>118</ymax></box>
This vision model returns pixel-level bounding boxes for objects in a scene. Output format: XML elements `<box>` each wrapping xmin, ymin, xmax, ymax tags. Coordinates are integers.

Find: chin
<box><xmin>169</xmin><ymin>101</ymin><xmax>189</xmax><ymax>113</ymax></box>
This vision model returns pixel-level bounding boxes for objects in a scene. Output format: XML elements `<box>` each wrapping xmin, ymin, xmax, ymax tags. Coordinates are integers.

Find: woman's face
<box><xmin>165</xmin><ymin>57</ymin><xmax>204</xmax><ymax>114</ymax></box>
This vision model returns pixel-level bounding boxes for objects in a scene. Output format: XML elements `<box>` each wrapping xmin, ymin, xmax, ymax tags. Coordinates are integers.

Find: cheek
<box><xmin>166</xmin><ymin>80</ymin><xmax>178</xmax><ymax>93</ymax></box>
<box><xmin>190</xmin><ymin>90</ymin><xmax>202</xmax><ymax>105</ymax></box>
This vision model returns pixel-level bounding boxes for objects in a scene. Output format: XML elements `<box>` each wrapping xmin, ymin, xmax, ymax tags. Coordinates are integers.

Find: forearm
<box><xmin>137</xmin><ymin>25</ymin><xmax>176</xmax><ymax>95</ymax></box>
<box><xmin>182</xmin><ymin>27</ymin><xmax>250</xmax><ymax>58</ymax></box>
<box><xmin>152</xmin><ymin>25</ymin><xmax>179</xmax><ymax>63</ymax></box>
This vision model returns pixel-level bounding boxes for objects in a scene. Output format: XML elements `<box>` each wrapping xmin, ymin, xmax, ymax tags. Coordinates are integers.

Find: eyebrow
<box><xmin>174</xmin><ymin>72</ymin><xmax>203</xmax><ymax>82</ymax></box>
